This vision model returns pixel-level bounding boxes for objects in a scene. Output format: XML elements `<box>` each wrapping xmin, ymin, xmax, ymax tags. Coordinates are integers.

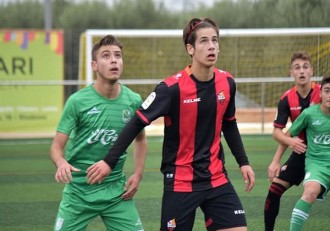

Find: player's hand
<box><xmin>288</xmin><ymin>137</ymin><xmax>306</xmax><ymax>154</ymax></box>
<box><xmin>86</xmin><ymin>160</ymin><xmax>112</xmax><ymax>184</ymax></box>
<box><xmin>268</xmin><ymin>160</ymin><xmax>281</xmax><ymax>182</ymax></box>
<box><xmin>240</xmin><ymin>165</ymin><xmax>255</xmax><ymax>192</ymax></box>
<box><xmin>55</xmin><ymin>159</ymin><xmax>80</xmax><ymax>183</ymax></box>
<box><xmin>121</xmin><ymin>173</ymin><xmax>142</xmax><ymax>200</ymax></box>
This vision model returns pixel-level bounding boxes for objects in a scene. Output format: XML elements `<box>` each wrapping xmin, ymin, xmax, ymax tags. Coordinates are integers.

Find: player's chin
<box><xmin>204</xmin><ymin>62</ymin><xmax>215</xmax><ymax>68</ymax></box>
<box><xmin>106</xmin><ymin>76</ymin><xmax>120</xmax><ymax>83</ymax></box>
<box><xmin>325</xmin><ymin>102</ymin><xmax>330</xmax><ymax>108</ymax></box>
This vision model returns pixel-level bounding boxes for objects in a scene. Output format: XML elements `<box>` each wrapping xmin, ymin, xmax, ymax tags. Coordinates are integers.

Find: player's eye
<box><xmin>103</xmin><ymin>53</ymin><xmax>110</xmax><ymax>59</ymax></box>
<box><xmin>323</xmin><ymin>89</ymin><xmax>330</xmax><ymax>94</ymax></box>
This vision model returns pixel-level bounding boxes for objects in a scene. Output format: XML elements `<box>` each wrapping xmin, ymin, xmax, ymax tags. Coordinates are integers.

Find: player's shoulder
<box><xmin>120</xmin><ymin>84</ymin><xmax>142</xmax><ymax>101</ymax></box>
<box><xmin>121</xmin><ymin>84</ymin><xmax>139</xmax><ymax>95</ymax></box>
<box><xmin>214</xmin><ymin>68</ymin><xmax>234</xmax><ymax>79</ymax></box>
<box><xmin>280</xmin><ymin>86</ymin><xmax>296</xmax><ymax>100</ymax></box>
<box><xmin>162</xmin><ymin>68</ymin><xmax>188</xmax><ymax>87</ymax></box>
<box><xmin>313</xmin><ymin>82</ymin><xmax>321</xmax><ymax>91</ymax></box>
<box><xmin>307</xmin><ymin>103</ymin><xmax>319</xmax><ymax>110</ymax></box>
<box><xmin>67</xmin><ymin>85</ymin><xmax>92</xmax><ymax>101</ymax></box>
<box><xmin>303</xmin><ymin>103</ymin><xmax>319</xmax><ymax>114</ymax></box>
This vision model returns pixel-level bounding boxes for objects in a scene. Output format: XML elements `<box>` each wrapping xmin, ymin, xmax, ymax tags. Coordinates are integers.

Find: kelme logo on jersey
<box><xmin>290</xmin><ymin>106</ymin><xmax>302</xmax><ymax>111</ymax></box>
<box><xmin>234</xmin><ymin>209</ymin><xmax>245</xmax><ymax>214</ymax></box>
<box><xmin>142</xmin><ymin>92</ymin><xmax>156</xmax><ymax>109</ymax></box>
<box><xmin>217</xmin><ymin>90</ymin><xmax>225</xmax><ymax>104</ymax></box>
<box><xmin>122</xmin><ymin>110</ymin><xmax>132</xmax><ymax>123</ymax></box>
<box><xmin>183</xmin><ymin>98</ymin><xmax>200</xmax><ymax>104</ymax></box>
<box><xmin>87</xmin><ymin>129</ymin><xmax>119</xmax><ymax>145</ymax></box>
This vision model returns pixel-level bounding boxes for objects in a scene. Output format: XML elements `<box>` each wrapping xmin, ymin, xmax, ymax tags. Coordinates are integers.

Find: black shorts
<box><xmin>160</xmin><ymin>182</ymin><xmax>247</xmax><ymax>231</ymax></box>
<box><xmin>278</xmin><ymin>152</ymin><xmax>305</xmax><ymax>186</ymax></box>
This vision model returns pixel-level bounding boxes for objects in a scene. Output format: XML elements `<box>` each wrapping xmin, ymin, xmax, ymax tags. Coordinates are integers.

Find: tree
<box><xmin>109</xmin><ymin>0</ymin><xmax>179</xmax><ymax>29</ymax></box>
<box><xmin>58</xmin><ymin>1</ymin><xmax>112</xmax><ymax>29</ymax></box>
<box><xmin>0</xmin><ymin>0</ymin><xmax>44</xmax><ymax>28</ymax></box>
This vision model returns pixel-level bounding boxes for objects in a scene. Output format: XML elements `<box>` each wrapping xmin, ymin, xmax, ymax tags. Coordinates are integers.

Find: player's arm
<box><xmin>222</xmin><ymin>119</ymin><xmax>249</xmax><ymax>166</ymax></box>
<box><xmin>50</xmin><ymin>132</ymin><xmax>80</xmax><ymax>183</ymax></box>
<box><xmin>269</xmin><ymin>126</ymin><xmax>305</xmax><ymax>180</ymax></box>
<box><xmin>285</xmin><ymin>129</ymin><xmax>292</xmax><ymax>137</ymax></box>
<box><xmin>272</xmin><ymin>126</ymin><xmax>289</xmax><ymax>144</ymax></box>
<box><xmin>222</xmin><ymin>119</ymin><xmax>255</xmax><ymax>192</ymax></box>
<box><xmin>222</xmin><ymin>77</ymin><xmax>255</xmax><ymax>192</ymax></box>
<box><xmin>273</xmin><ymin>126</ymin><xmax>306</xmax><ymax>154</ymax></box>
<box><xmin>273</xmin><ymin>96</ymin><xmax>306</xmax><ymax>153</ymax></box>
<box><xmin>285</xmin><ymin>114</ymin><xmax>307</xmax><ymax>154</ymax></box>
<box><xmin>121</xmin><ymin>129</ymin><xmax>147</xmax><ymax>200</ymax></box>
<box><xmin>268</xmin><ymin>143</ymin><xmax>287</xmax><ymax>181</ymax></box>
<box><xmin>267</xmin><ymin>126</ymin><xmax>289</xmax><ymax>181</ymax></box>
<box><xmin>132</xmin><ymin>130</ymin><xmax>147</xmax><ymax>180</ymax></box>
<box><xmin>223</xmin><ymin>77</ymin><xmax>249</xmax><ymax>167</ymax></box>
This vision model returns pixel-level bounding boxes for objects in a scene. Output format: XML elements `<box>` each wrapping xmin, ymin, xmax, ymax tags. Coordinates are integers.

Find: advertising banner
<box><xmin>0</xmin><ymin>30</ymin><xmax>64</xmax><ymax>136</ymax></box>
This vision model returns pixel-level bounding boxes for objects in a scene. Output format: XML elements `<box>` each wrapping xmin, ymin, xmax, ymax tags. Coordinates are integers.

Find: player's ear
<box><xmin>91</xmin><ymin>60</ymin><xmax>98</xmax><ymax>71</ymax></box>
<box><xmin>289</xmin><ymin>69</ymin><xmax>293</xmax><ymax>77</ymax></box>
<box><xmin>187</xmin><ymin>44</ymin><xmax>194</xmax><ymax>56</ymax></box>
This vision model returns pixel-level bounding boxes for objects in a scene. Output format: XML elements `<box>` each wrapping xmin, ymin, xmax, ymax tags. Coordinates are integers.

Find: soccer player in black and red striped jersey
<box><xmin>264</xmin><ymin>51</ymin><xmax>321</xmax><ymax>231</ymax></box>
<box><xmin>87</xmin><ymin>17</ymin><xmax>255</xmax><ymax>231</ymax></box>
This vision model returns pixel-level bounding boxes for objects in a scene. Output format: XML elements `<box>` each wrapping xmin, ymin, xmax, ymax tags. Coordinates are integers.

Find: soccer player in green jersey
<box><xmin>50</xmin><ymin>35</ymin><xmax>146</xmax><ymax>231</ymax></box>
<box><xmin>286</xmin><ymin>75</ymin><xmax>330</xmax><ymax>231</ymax></box>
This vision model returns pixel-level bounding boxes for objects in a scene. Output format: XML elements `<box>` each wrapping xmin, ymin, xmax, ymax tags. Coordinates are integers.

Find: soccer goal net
<box><xmin>80</xmin><ymin>28</ymin><xmax>330</xmax><ymax>133</ymax></box>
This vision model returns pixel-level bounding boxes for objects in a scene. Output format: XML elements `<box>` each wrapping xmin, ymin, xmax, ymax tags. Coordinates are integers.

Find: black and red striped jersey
<box><xmin>273</xmin><ymin>82</ymin><xmax>321</xmax><ymax>140</ymax></box>
<box><xmin>136</xmin><ymin>66</ymin><xmax>245</xmax><ymax>192</ymax></box>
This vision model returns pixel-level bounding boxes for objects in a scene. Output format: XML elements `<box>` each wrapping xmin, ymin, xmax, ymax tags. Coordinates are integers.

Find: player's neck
<box><xmin>190</xmin><ymin>64</ymin><xmax>214</xmax><ymax>82</ymax></box>
<box><xmin>320</xmin><ymin>104</ymin><xmax>330</xmax><ymax>115</ymax></box>
<box><xmin>296</xmin><ymin>82</ymin><xmax>312</xmax><ymax>98</ymax></box>
<box><xmin>93</xmin><ymin>80</ymin><xmax>121</xmax><ymax>99</ymax></box>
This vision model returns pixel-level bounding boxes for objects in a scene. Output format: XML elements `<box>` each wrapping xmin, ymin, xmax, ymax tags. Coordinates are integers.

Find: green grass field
<box><xmin>0</xmin><ymin>135</ymin><xmax>329</xmax><ymax>231</ymax></box>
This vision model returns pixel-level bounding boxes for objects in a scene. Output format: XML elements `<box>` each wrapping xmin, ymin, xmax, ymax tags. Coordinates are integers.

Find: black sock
<box><xmin>264</xmin><ymin>182</ymin><xmax>288</xmax><ymax>231</ymax></box>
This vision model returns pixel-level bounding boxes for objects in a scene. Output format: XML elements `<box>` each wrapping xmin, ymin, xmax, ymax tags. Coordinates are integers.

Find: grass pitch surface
<box><xmin>0</xmin><ymin>135</ymin><xmax>329</xmax><ymax>230</ymax></box>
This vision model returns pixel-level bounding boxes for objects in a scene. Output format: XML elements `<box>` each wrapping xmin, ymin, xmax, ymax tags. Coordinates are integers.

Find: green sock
<box><xmin>290</xmin><ymin>199</ymin><xmax>312</xmax><ymax>231</ymax></box>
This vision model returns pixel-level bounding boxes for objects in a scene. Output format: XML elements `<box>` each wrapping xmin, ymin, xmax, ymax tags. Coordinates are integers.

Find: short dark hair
<box><xmin>320</xmin><ymin>75</ymin><xmax>330</xmax><ymax>89</ymax></box>
<box><xmin>290</xmin><ymin>51</ymin><xmax>312</xmax><ymax>67</ymax></box>
<box><xmin>92</xmin><ymin>35</ymin><xmax>123</xmax><ymax>61</ymax></box>
<box><xmin>183</xmin><ymin>18</ymin><xmax>219</xmax><ymax>49</ymax></box>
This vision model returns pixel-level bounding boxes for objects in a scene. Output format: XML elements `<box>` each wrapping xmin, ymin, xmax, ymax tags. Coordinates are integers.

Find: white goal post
<box><xmin>84</xmin><ymin>27</ymin><xmax>330</xmax><ymax>85</ymax></box>
<box><xmin>81</xmin><ymin>28</ymin><xmax>330</xmax><ymax>133</ymax></box>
